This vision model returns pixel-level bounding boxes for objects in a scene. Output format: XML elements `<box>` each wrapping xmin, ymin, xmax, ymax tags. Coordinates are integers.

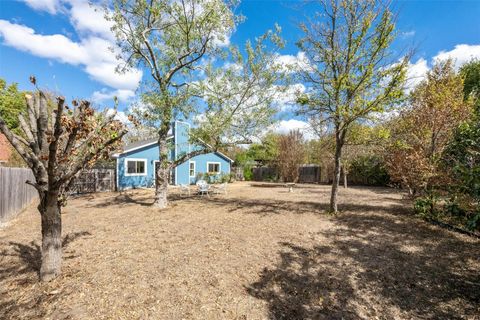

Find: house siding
<box><xmin>116</xmin><ymin>121</ymin><xmax>232</xmax><ymax>190</ymax></box>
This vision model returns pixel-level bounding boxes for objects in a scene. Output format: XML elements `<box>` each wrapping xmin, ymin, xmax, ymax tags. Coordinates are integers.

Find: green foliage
<box><xmin>460</xmin><ymin>59</ymin><xmax>480</xmax><ymax>107</ymax></box>
<box><xmin>414</xmin><ymin>195</ymin><xmax>438</xmax><ymax>219</ymax></box>
<box><xmin>443</xmin><ymin>105</ymin><xmax>480</xmax><ymax>202</ymax></box>
<box><xmin>246</xmin><ymin>133</ymin><xmax>279</xmax><ymax>163</ymax></box>
<box><xmin>0</xmin><ymin>78</ymin><xmax>27</xmax><ymax>134</ymax></box>
<box><xmin>349</xmin><ymin>155</ymin><xmax>390</xmax><ymax>186</ymax></box>
<box><xmin>466</xmin><ymin>211</ymin><xmax>480</xmax><ymax>231</ymax></box>
<box><xmin>243</xmin><ymin>166</ymin><xmax>253</xmax><ymax>181</ymax></box>
<box><xmin>443</xmin><ymin>199</ymin><xmax>465</xmax><ymax>217</ymax></box>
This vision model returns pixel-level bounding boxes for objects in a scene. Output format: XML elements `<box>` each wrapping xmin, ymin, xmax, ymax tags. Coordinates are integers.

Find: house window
<box><xmin>125</xmin><ymin>159</ymin><xmax>146</xmax><ymax>176</ymax></box>
<box><xmin>189</xmin><ymin>161</ymin><xmax>195</xmax><ymax>177</ymax></box>
<box><xmin>207</xmin><ymin>162</ymin><xmax>221</xmax><ymax>174</ymax></box>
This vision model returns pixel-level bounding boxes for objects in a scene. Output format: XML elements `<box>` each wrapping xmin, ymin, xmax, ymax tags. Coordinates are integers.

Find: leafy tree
<box><xmin>296</xmin><ymin>0</ymin><xmax>408</xmax><ymax>213</ymax></box>
<box><xmin>108</xmin><ymin>0</ymin><xmax>285</xmax><ymax>208</ymax></box>
<box><xmin>385</xmin><ymin>60</ymin><xmax>472</xmax><ymax>196</ymax></box>
<box><xmin>0</xmin><ymin>78</ymin><xmax>126</xmax><ymax>281</ymax></box>
<box><xmin>0</xmin><ymin>78</ymin><xmax>27</xmax><ymax>134</ymax></box>
<box><xmin>277</xmin><ymin>130</ymin><xmax>305</xmax><ymax>182</ymax></box>
<box><xmin>0</xmin><ymin>79</ymin><xmax>29</xmax><ymax>166</ymax></box>
<box><xmin>232</xmin><ymin>132</ymin><xmax>280</xmax><ymax>181</ymax></box>
<box><xmin>460</xmin><ymin>59</ymin><xmax>480</xmax><ymax>108</ymax></box>
<box><xmin>246</xmin><ymin>132</ymin><xmax>280</xmax><ymax>164</ymax></box>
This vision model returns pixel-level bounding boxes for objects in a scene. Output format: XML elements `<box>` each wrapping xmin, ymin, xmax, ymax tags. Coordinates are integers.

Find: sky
<box><xmin>0</xmin><ymin>0</ymin><xmax>479</xmax><ymax>137</ymax></box>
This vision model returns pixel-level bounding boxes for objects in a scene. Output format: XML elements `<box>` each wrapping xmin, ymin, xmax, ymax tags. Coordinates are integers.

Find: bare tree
<box><xmin>0</xmin><ymin>77</ymin><xmax>126</xmax><ymax>281</ymax></box>
<box><xmin>278</xmin><ymin>130</ymin><xmax>306</xmax><ymax>182</ymax></box>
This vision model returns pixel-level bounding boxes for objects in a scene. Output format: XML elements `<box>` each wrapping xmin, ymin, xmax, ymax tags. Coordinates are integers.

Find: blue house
<box><xmin>113</xmin><ymin>121</ymin><xmax>233</xmax><ymax>190</ymax></box>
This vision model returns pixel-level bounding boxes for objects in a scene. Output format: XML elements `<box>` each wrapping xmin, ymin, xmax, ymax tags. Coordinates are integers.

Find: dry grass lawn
<box><xmin>1</xmin><ymin>182</ymin><xmax>479</xmax><ymax>319</ymax></box>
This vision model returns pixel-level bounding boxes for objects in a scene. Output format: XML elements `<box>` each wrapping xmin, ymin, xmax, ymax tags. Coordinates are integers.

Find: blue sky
<box><xmin>0</xmin><ymin>0</ymin><xmax>479</xmax><ymax>134</ymax></box>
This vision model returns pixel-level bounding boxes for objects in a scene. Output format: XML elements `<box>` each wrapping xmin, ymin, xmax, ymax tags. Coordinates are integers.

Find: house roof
<box><xmin>112</xmin><ymin>136</ymin><xmax>233</xmax><ymax>163</ymax></box>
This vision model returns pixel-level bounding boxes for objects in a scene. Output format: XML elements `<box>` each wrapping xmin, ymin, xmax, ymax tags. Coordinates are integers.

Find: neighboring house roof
<box><xmin>0</xmin><ymin>134</ymin><xmax>12</xmax><ymax>163</ymax></box>
<box><xmin>112</xmin><ymin>136</ymin><xmax>234</xmax><ymax>163</ymax></box>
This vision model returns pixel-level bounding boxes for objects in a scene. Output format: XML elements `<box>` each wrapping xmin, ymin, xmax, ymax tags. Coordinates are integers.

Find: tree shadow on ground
<box><xmin>0</xmin><ymin>231</ymin><xmax>92</xmax><ymax>319</ymax></box>
<box><xmin>249</xmin><ymin>183</ymin><xmax>321</xmax><ymax>189</ymax></box>
<box><xmin>0</xmin><ymin>231</ymin><xmax>92</xmax><ymax>280</ymax></box>
<box><xmin>87</xmin><ymin>192</ymin><xmax>155</xmax><ymax>207</ymax></box>
<box><xmin>247</xmin><ymin>211</ymin><xmax>480</xmax><ymax>319</ymax></box>
<box><xmin>205</xmin><ymin>197</ymin><xmax>411</xmax><ymax>216</ymax></box>
<box><xmin>247</xmin><ymin>242</ymin><xmax>361</xmax><ymax>320</ymax></box>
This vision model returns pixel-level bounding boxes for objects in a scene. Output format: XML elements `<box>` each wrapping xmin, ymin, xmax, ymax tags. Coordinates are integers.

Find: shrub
<box><xmin>414</xmin><ymin>193</ymin><xmax>439</xmax><ymax>219</ymax></box>
<box><xmin>243</xmin><ymin>166</ymin><xmax>253</xmax><ymax>181</ymax></box>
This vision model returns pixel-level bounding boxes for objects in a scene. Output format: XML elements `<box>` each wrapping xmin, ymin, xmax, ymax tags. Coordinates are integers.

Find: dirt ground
<box><xmin>1</xmin><ymin>182</ymin><xmax>479</xmax><ymax>320</ymax></box>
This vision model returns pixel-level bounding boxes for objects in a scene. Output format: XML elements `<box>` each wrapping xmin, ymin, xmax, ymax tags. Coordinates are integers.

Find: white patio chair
<box><xmin>196</xmin><ymin>180</ymin><xmax>210</xmax><ymax>196</ymax></box>
<box><xmin>212</xmin><ymin>182</ymin><xmax>227</xmax><ymax>195</ymax></box>
<box><xmin>179</xmin><ymin>184</ymin><xmax>190</xmax><ymax>197</ymax></box>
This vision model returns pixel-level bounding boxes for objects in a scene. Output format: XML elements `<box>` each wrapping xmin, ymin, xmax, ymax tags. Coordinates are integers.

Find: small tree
<box><xmin>278</xmin><ymin>130</ymin><xmax>305</xmax><ymax>182</ymax></box>
<box><xmin>296</xmin><ymin>0</ymin><xmax>408</xmax><ymax>213</ymax></box>
<box><xmin>0</xmin><ymin>78</ymin><xmax>126</xmax><ymax>281</ymax></box>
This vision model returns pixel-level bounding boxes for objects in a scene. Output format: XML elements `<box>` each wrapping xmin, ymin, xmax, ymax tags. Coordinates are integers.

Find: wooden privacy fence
<box><xmin>0</xmin><ymin>167</ymin><xmax>115</xmax><ymax>223</ymax></box>
<box><xmin>298</xmin><ymin>165</ymin><xmax>321</xmax><ymax>183</ymax></box>
<box><xmin>252</xmin><ymin>165</ymin><xmax>323</xmax><ymax>183</ymax></box>
<box><xmin>0</xmin><ymin>167</ymin><xmax>37</xmax><ymax>223</ymax></box>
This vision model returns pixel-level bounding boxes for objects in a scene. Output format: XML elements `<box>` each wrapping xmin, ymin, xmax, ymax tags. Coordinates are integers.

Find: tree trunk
<box><xmin>329</xmin><ymin>131</ymin><xmax>344</xmax><ymax>213</ymax></box>
<box><xmin>343</xmin><ymin>167</ymin><xmax>348</xmax><ymax>189</ymax></box>
<box><xmin>154</xmin><ymin>136</ymin><xmax>170</xmax><ymax>209</ymax></box>
<box><xmin>39</xmin><ymin>190</ymin><xmax>62</xmax><ymax>281</ymax></box>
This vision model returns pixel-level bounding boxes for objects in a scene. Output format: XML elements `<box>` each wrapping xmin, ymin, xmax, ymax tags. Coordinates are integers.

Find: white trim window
<box><xmin>207</xmin><ymin>162</ymin><xmax>221</xmax><ymax>174</ymax></box>
<box><xmin>189</xmin><ymin>161</ymin><xmax>196</xmax><ymax>177</ymax></box>
<box><xmin>125</xmin><ymin>158</ymin><xmax>147</xmax><ymax>176</ymax></box>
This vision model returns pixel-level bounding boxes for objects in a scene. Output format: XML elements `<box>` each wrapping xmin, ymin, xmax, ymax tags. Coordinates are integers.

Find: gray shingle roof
<box><xmin>121</xmin><ymin>136</ymin><xmax>173</xmax><ymax>153</ymax></box>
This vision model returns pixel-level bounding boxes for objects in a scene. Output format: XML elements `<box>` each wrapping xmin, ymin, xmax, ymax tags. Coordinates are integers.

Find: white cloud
<box><xmin>0</xmin><ymin>19</ymin><xmax>142</xmax><ymax>91</ymax></box>
<box><xmin>22</xmin><ymin>0</ymin><xmax>59</xmax><ymax>14</ymax></box>
<box><xmin>405</xmin><ymin>58</ymin><xmax>429</xmax><ymax>92</ymax></box>
<box><xmin>0</xmin><ymin>20</ymin><xmax>86</xmax><ymax>64</ymax></box>
<box><xmin>68</xmin><ymin>1</ymin><xmax>114</xmax><ymax>40</ymax></box>
<box><xmin>211</xmin><ymin>32</ymin><xmax>231</xmax><ymax>48</ymax></box>
<box><xmin>108</xmin><ymin>109</ymin><xmax>129</xmax><ymax>124</ymax></box>
<box><xmin>271</xmin><ymin>119</ymin><xmax>315</xmax><ymax>140</ymax></box>
<box><xmin>271</xmin><ymin>83</ymin><xmax>305</xmax><ymax>110</ymax></box>
<box><xmin>273</xmin><ymin>51</ymin><xmax>313</xmax><ymax>73</ymax></box>
<box><xmin>92</xmin><ymin>88</ymin><xmax>136</xmax><ymax>104</ymax></box>
<box><xmin>433</xmin><ymin>44</ymin><xmax>480</xmax><ymax>70</ymax></box>
<box><xmin>400</xmin><ymin>30</ymin><xmax>415</xmax><ymax>39</ymax></box>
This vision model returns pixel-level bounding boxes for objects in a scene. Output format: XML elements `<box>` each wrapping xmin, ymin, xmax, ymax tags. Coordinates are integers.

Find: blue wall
<box><xmin>116</xmin><ymin>121</ymin><xmax>231</xmax><ymax>189</ymax></box>
<box><xmin>186</xmin><ymin>153</ymin><xmax>231</xmax><ymax>184</ymax></box>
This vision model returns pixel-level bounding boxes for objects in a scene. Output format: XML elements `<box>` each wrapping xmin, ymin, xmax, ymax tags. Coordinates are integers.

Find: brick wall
<box><xmin>0</xmin><ymin>134</ymin><xmax>12</xmax><ymax>163</ymax></box>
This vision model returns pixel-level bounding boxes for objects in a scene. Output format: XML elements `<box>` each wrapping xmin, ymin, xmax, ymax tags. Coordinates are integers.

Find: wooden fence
<box><xmin>252</xmin><ymin>165</ymin><xmax>323</xmax><ymax>183</ymax></box>
<box><xmin>70</xmin><ymin>169</ymin><xmax>115</xmax><ymax>194</ymax></box>
<box><xmin>0</xmin><ymin>167</ymin><xmax>115</xmax><ymax>223</ymax></box>
<box><xmin>0</xmin><ymin>167</ymin><xmax>37</xmax><ymax>223</ymax></box>
<box><xmin>298</xmin><ymin>165</ymin><xmax>321</xmax><ymax>183</ymax></box>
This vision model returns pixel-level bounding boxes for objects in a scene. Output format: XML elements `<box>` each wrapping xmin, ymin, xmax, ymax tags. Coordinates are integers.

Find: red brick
<box><xmin>0</xmin><ymin>133</ymin><xmax>12</xmax><ymax>162</ymax></box>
